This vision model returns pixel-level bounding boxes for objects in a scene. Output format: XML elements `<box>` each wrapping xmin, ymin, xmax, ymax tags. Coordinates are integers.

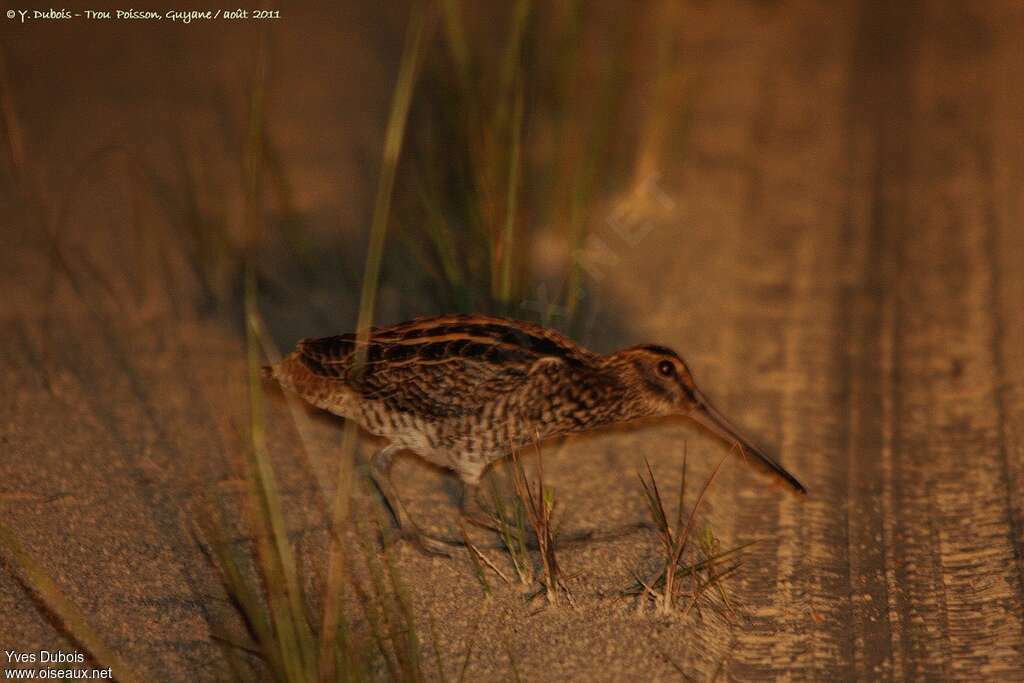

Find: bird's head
<box><xmin>608</xmin><ymin>344</ymin><xmax>702</xmax><ymax>417</ymax></box>
<box><xmin>607</xmin><ymin>344</ymin><xmax>807</xmax><ymax>494</ymax></box>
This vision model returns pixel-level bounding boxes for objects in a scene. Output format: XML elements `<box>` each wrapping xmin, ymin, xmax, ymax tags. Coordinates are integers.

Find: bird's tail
<box><xmin>260</xmin><ymin>352</ymin><xmax>309</xmax><ymax>395</ymax></box>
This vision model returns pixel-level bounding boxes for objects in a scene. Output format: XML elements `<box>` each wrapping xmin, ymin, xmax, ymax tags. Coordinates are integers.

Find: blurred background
<box><xmin>2</xmin><ymin>1</ymin><xmax>1024</xmax><ymax>680</ymax></box>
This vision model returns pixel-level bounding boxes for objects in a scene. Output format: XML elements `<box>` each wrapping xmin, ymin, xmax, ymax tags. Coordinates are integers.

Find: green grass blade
<box><xmin>496</xmin><ymin>0</ymin><xmax>531</xmax><ymax>126</ymax></box>
<box><xmin>416</xmin><ymin>174</ymin><xmax>467</xmax><ymax>300</ymax></box>
<box><xmin>458</xmin><ymin>519</ymin><xmax>491</xmax><ymax>596</ymax></box>
<box><xmin>673</xmin><ymin>444</ymin><xmax>688</xmax><ymax>543</ymax></box>
<box><xmin>456</xmin><ymin>634</ymin><xmax>475</xmax><ymax>683</ymax></box>
<box><xmin>245</xmin><ymin>269</ymin><xmax>316</xmax><ymax>679</ymax></box>
<box><xmin>428</xmin><ymin>612</ymin><xmax>448</xmax><ymax>683</ymax></box>
<box><xmin>670</xmin><ymin>451</ymin><xmax>731</xmax><ymax>570</ymax></box>
<box><xmin>497</xmin><ymin>77</ymin><xmax>524</xmax><ymax>309</ymax></box>
<box><xmin>192</xmin><ymin>512</ymin><xmax>282</xmax><ymax>676</ymax></box>
<box><xmin>239</xmin><ymin>20</ymin><xmax>317</xmax><ymax>672</ymax></box>
<box><xmin>320</xmin><ymin>5</ymin><xmax>426</xmax><ymax>678</ymax></box>
<box><xmin>352</xmin><ymin>4</ymin><xmax>427</xmax><ymax>360</ymax></box>
<box><xmin>440</xmin><ymin>0</ymin><xmax>470</xmax><ymax>89</ymax></box>
<box><xmin>0</xmin><ymin>523</ymin><xmax>146</xmax><ymax>683</ymax></box>
<box><xmin>352</xmin><ymin>562</ymin><xmax>398</xmax><ymax>682</ymax></box>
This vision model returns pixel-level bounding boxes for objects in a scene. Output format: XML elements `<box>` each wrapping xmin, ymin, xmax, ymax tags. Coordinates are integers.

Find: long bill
<box><xmin>688</xmin><ymin>390</ymin><xmax>807</xmax><ymax>495</ymax></box>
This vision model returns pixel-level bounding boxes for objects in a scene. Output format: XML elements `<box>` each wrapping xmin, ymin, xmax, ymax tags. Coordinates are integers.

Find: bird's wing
<box><xmin>295</xmin><ymin>315</ymin><xmax>593</xmax><ymax>419</ymax></box>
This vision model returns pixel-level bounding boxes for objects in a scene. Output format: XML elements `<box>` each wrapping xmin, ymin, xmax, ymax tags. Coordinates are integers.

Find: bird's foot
<box><xmin>538</xmin><ymin>521</ymin><xmax>648</xmax><ymax>548</ymax></box>
<box><xmin>552</xmin><ymin>527</ymin><xmax>595</xmax><ymax>545</ymax></box>
<box><xmin>380</xmin><ymin>525</ymin><xmax>458</xmax><ymax>558</ymax></box>
<box><xmin>580</xmin><ymin>520</ymin><xmax>650</xmax><ymax>543</ymax></box>
<box><xmin>462</xmin><ymin>508</ymin><xmax>503</xmax><ymax>534</ymax></box>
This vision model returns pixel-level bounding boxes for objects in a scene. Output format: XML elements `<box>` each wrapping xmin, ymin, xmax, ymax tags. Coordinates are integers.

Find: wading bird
<box><xmin>267</xmin><ymin>314</ymin><xmax>806</xmax><ymax>554</ymax></box>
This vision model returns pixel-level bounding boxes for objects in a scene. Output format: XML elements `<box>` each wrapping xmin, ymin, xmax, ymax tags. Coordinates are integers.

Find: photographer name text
<box><xmin>6</xmin><ymin>8</ymin><xmax>281</xmax><ymax>23</ymax></box>
<box><xmin>4</xmin><ymin>650</ymin><xmax>111</xmax><ymax>680</ymax></box>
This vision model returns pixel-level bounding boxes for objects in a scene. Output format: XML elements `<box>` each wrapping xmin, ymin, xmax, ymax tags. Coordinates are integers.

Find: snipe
<box><xmin>267</xmin><ymin>314</ymin><xmax>806</xmax><ymax>554</ymax></box>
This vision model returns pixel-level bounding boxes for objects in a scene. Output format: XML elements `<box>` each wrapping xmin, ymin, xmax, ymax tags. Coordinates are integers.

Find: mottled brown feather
<box><xmin>293</xmin><ymin>315</ymin><xmax>598</xmax><ymax>420</ymax></box>
<box><xmin>270</xmin><ymin>313</ymin><xmax>806</xmax><ymax>494</ymax></box>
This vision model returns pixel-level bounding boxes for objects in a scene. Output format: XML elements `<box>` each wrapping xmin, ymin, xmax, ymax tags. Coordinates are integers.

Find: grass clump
<box><xmin>509</xmin><ymin>447</ymin><xmax>568</xmax><ymax>605</ymax></box>
<box><xmin>483</xmin><ymin>442</ymin><xmax>571</xmax><ymax>606</ymax></box>
<box><xmin>195</xmin><ymin>7</ymin><xmax>455</xmax><ymax>681</ymax></box>
<box><xmin>395</xmin><ymin>1</ymin><xmax>640</xmax><ymax>332</ymax></box>
<box><xmin>627</xmin><ymin>447</ymin><xmax>750</xmax><ymax>618</ymax></box>
<box><xmin>488</xmin><ymin>465</ymin><xmax>533</xmax><ymax>588</ymax></box>
<box><xmin>192</xmin><ymin>276</ymin><xmax>437</xmax><ymax>682</ymax></box>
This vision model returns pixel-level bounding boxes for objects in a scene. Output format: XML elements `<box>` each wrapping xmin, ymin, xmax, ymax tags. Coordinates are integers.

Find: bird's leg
<box><xmin>369</xmin><ymin>445</ymin><xmax>452</xmax><ymax>557</ymax></box>
<box><xmin>463</xmin><ymin>476</ymin><xmax>599</xmax><ymax>547</ymax></box>
<box><xmin>369</xmin><ymin>445</ymin><xmax>413</xmax><ymax>529</ymax></box>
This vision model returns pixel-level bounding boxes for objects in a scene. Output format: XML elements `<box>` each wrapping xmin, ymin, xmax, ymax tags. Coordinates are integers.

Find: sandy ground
<box><xmin>3</xmin><ymin>1</ymin><xmax>1024</xmax><ymax>680</ymax></box>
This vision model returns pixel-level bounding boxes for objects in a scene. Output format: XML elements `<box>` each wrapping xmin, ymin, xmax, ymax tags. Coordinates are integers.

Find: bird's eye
<box><xmin>657</xmin><ymin>360</ymin><xmax>675</xmax><ymax>377</ymax></box>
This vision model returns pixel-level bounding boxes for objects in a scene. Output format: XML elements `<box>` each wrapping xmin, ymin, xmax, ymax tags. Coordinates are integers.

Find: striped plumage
<box><xmin>268</xmin><ymin>313</ymin><xmax>805</xmax><ymax>553</ymax></box>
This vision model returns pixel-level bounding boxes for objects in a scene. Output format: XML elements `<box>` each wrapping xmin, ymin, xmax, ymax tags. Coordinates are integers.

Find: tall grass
<box><xmin>0</xmin><ymin>3</ymin><xmax>701</xmax><ymax>679</ymax></box>
<box><xmin>395</xmin><ymin>1</ymin><xmax>638</xmax><ymax>331</ymax></box>
<box><xmin>0</xmin><ymin>43</ymin><xmax>148</xmax><ymax>683</ymax></box>
<box><xmin>320</xmin><ymin>5</ymin><xmax>427</xmax><ymax>679</ymax></box>
<box><xmin>197</xmin><ymin>5</ymin><xmax>441</xmax><ymax>681</ymax></box>
<box><xmin>194</xmin><ymin>294</ymin><xmax>442</xmax><ymax>681</ymax></box>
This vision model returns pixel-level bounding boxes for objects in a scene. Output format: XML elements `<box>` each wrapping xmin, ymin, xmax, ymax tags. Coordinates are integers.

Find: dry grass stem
<box><xmin>509</xmin><ymin>441</ymin><xmax>572</xmax><ymax>605</ymax></box>
<box><xmin>630</xmin><ymin>445</ymin><xmax>749</xmax><ymax>616</ymax></box>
